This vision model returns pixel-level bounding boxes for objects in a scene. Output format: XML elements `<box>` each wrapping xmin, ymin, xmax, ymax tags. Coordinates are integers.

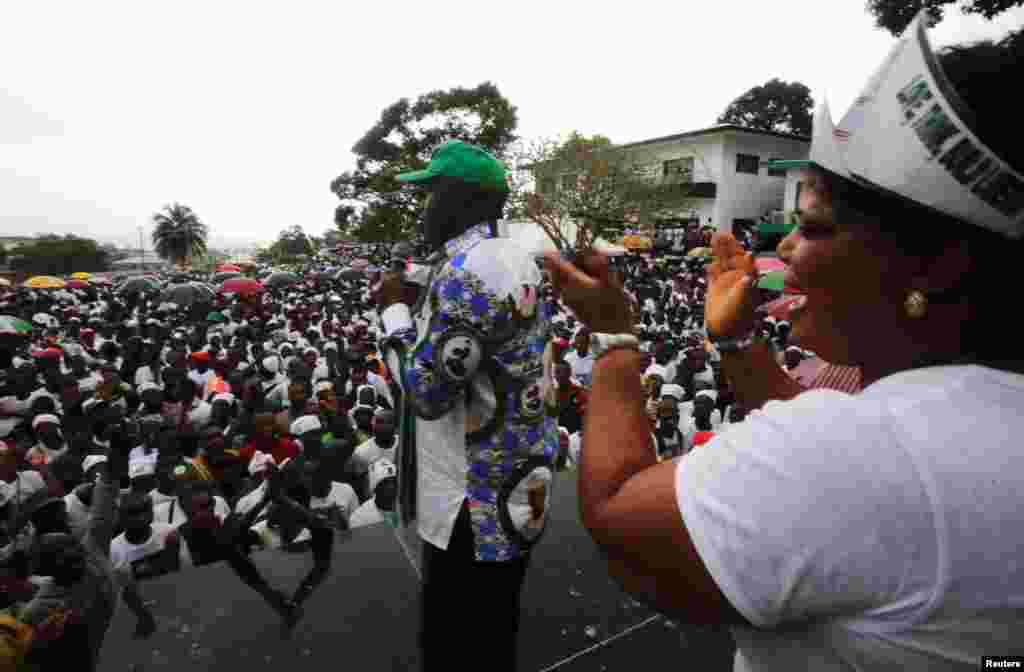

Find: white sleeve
<box><xmin>675</xmin><ymin>390</ymin><xmax>939</xmax><ymax>629</ymax></box>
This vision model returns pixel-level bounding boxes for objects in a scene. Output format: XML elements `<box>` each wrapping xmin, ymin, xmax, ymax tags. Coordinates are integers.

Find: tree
<box><xmin>507</xmin><ymin>131</ymin><xmax>708</xmax><ymax>251</ymax></box>
<box><xmin>329</xmin><ymin>82</ymin><xmax>519</xmax><ymax>242</ymax></box>
<box><xmin>866</xmin><ymin>0</ymin><xmax>1023</xmax><ymax>36</ymax></box>
<box><xmin>151</xmin><ymin>203</ymin><xmax>208</xmax><ymax>267</ymax></box>
<box><xmin>9</xmin><ymin>236</ymin><xmax>110</xmax><ymax>276</ymax></box>
<box><xmin>276</xmin><ymin>225</ymin><xmax>313</xmax><ymax>258</ymax></box>
<box><xmin>717</xmin><ymin>78</ymin><xmax>814</xmax><ymax>136</ymax></box>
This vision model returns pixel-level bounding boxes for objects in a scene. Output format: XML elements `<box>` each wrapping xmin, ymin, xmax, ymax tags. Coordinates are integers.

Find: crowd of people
<box><xmin>0</xmin><ymin>224</ymin><xmax>837</xmax><ymax>668</ymax></box>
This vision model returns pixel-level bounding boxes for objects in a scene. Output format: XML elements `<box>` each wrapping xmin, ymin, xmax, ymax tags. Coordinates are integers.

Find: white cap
<box><xmin>644</xmin><ymin>364</ymin><xmax>668</xmax><ymax>381</ymax></box>
<box><xmin>660</xmin><ymin>384</ymin><xmax>685</xmax><ymax>401</ymax></box>
<box><xmin>290</xmin><ymin>415</ymin><xmax>322</xmax><ymax>436</ymax></box>
<box><xmin>314</xmin><ymin>381</ymin><xmax>334</xmax><ymax>394</ymax></box>
<box><xmin>261</xmin><ymin>356</ymin><xmax>280</xmax><ymax>374</ymax></box>
<box><xmin>695</xmin><ymin>389</ymin><xmax>718</xmax><ymax>402</ymax></box>
<box><xmin>211</xmin><ymin>392</ymin><xmax>236</xmax><ymax>405</ymax></box>
<box><xmin>82</xmin><ymin>454</ymin><xmax>108</xmax><ymax>472</ymax></box>
<box><xmin>368</xmin><ymin>458</ymin><xmax>397</xmax><ymax>493</ymax></box>
<box><xmin>31</xmin><ymin>414</ymin><xmax>61</xmax><ymax>431</ymax></box>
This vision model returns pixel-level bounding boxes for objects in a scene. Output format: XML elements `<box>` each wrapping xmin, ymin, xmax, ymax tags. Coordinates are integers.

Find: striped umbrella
<box><xmin>71</xmin><ymin>272</ymin><xmax>92</xmax><ymax>280</ymax></box>
<box><xmin>23</xmin><ymin>276</ymin><xmax>66</xmax><ymax>289</ymax></box>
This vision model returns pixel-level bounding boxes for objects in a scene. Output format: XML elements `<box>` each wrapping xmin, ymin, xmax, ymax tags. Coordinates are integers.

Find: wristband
<box><xmin>590</xmin><ymin>333</ymin><xmax>641</xmax><ymax>361</ymax></box>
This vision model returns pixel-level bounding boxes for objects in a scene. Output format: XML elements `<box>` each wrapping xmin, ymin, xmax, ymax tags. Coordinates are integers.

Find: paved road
<box><xmin>100</xmin><ymin>470</ymin><xmax>736</xmax><ymax>671</ymax></box>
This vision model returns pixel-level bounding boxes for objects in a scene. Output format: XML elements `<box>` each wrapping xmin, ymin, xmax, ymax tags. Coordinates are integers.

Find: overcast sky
<box><xmin>2</xmin><ymin>1</ymin><xmax>1020</xmax><ymax>250</ymax></box>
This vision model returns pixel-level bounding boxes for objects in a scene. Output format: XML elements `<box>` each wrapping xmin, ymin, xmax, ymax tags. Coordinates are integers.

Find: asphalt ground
<box><xmin>100</xmin><ymin>469</ymin><xmax>736</xmax><ymax>671</ymax></box>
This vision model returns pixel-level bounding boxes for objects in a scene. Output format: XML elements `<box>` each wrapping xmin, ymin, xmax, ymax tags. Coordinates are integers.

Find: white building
<box><xmin>531</xmin><ymin>124</ymin><xmax>810</xmax><ymax>240</ymax></box>
<box><xmin>612</xmin><ymin>124</ymin><xmax>809</xmax><ymax>235</ymax></box>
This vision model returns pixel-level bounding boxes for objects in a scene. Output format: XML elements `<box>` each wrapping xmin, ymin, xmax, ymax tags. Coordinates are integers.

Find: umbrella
<box><xmin>0</xmin><ymin>279</ymin><xmax>10</xmax><ymax>287</ymax></box>
<box><xmin>66</xmin><ymin>279</ymin><xmax>91</xmax><ymax>290</ymax></box>
<box><xmin>0</xmin><ymin>316</ymin><xmax>33</xmax><ymax>336</ymax></box>
<box><xmin>92</xmin><ymin>277</ymin><xmax>112</xmax><ymax>285</ymax></box>
<box><xmin>206</xmin><ymin>311</ymin><xmax>227</xmax><ymax>323</ymax></box>
<box><xmin>687</xmin><ymin>247</ymin><xmax>713</xmax><ymax>259</ymax></box>
<box><xmin>755</xmin><ymin>257</ymin><xmax>787</xmax><ymax>273</ymax></box>
<box><xmin>24</xmin><ymin>276</ymin><xmax>66</xmax><ymax>289</ymax></box>
<box><xmin>216</xmin><ymin>264</ymin><xmax>242</xmax><ymax>273</ymax></box>
<box><xmin>212</xmin><ymin>271</ymin><xmax>242</xmax><ymax>283</ymax></box>
<box><xmin>161</xmin><ymin>283</ymin><xmax>204</xmax><ymax>307</ymax></box>
<box><xmin>220</xmin><ymin>277</ymin><xmax>264</xmax><ymax>295</ymax></box>
<box><xmin>70</xmin><ymin>272</ymin><xmax>92</xmax><ymax>280</ymax></box>
<box><xmin>265</xmin><ymin>272</ymin><xmax>300</xmax><ymax>289</ymax></box>
<box><xmin>118</xmin><ymin>277</ymin><xmax>160</xmax><ymax>294</ymax></box>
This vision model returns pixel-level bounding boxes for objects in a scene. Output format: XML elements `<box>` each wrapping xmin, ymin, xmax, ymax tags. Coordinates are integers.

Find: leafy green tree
<box><xmin>329</xmin><ymin>82</ymin><xmax>519</xmax><ymax>242</ymax></box>
<box><xmin>151</xmin><ymin>203</ymin><xmax>208</xmax><ymax>267</ymax></box>
<box><xmin>276</xmin><ymin>224</ymin><xmax>313</xmax><ymax>258</ymax></box>
<box><xmin>9</xmin><ymin>235</ymin><xmax>110</xmax><ymax>275</ymax></box>
<box><xmin>866</xmin><ymin>0</ymin><xmax>1022</xmax><ymax>36</ymax></box>
<box><xmin>508</xmin><ymin>132</ymin><xmax>707</xmax><ymax>250</ymax></box>
<box><xmin>717</xmin><ymin>78</ymin><xmax>814</xmax><ymax>136</ymax></box>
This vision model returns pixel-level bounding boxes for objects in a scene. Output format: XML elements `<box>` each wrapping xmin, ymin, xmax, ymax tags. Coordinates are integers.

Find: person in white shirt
<box><xmin>541</xmin><ymin>27</ymin><xmax>1024</xmax><ymax>667</ymax></box>
<box><xmin>109</xmin><ymin>492</ymin><xmax>192</xmax><ymax>584</ymax></box>
<box><xmin>348</xmin><ymin>458</ymin><xmax>398</xmax><ymax>529</ymax></box>
<box><xmin>346</xmin><ymin>409</ymin><xmax>398</xmax><ymax>501</ymax></box>
<box><xmin>304</xmin><ymin>458</ymin><xmax>359</xmax><ymax>529</ymax></box>
<box><xmin>564</xmin><ymin>328</ymin><xmax>596</xmax><ymax>389</ymax></box>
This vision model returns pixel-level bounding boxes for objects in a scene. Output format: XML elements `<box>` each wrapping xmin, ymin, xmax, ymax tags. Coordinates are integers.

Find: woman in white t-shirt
<box><xmin>541</xmin><ymin>25</ymin><xmax>1024</xmax><ymax>670</ymax></box>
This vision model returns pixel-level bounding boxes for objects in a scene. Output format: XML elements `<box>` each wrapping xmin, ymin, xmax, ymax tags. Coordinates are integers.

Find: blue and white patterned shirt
<box><xmin>381</xmin><ymin>222</ymin><xmax>557</xmax><ymax>562</ymax></box>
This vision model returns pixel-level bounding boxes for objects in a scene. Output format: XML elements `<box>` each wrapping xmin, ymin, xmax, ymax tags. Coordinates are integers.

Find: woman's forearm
<box><xmin>719</xmin><ymin>341</ymin><xmax>805</xmax><ymax>411</ymax></box>
<box><xmin>578</xmin><ymin>349</ymin><xmax>654</xmax><ymax>530</ymax></box>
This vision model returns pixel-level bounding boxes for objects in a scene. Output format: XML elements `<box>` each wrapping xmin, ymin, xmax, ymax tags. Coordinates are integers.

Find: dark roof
<box><xmin>614</xmin><ymin>125</ymin><xmax>810</xmax><ymax>150</ymax></box>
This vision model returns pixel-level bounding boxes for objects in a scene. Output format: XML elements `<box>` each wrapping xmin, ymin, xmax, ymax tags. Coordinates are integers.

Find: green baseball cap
<box><xmin>396</xmin><ymin>140</ymin><xmax>508</xmax><ymax>191</ymax></box>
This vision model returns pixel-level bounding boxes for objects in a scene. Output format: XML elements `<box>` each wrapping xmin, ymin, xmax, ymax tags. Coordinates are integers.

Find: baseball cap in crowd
<box><xmin>660</xmin><ymin>384</ymin><xmax>685</xmax><ymax>402</ymax></box>
<box><xmin>368</xmin><ymin>458</ymin><xmax>397</xmax><ymax>494</ymax></box>
<box><xmin>395</xmin><ymin>140</ymin><xmax>509</xmax><ymax>192</ymax></box>
<box><xmin>290</xmin><ymin>415</ymin><xmax>322</xmax><ymax>437</ymax></box>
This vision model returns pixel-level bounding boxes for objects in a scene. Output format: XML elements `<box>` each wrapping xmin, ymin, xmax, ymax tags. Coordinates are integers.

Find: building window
<box><xmin>736</xmin><ymin>153</ymin><xmax>760</xmax><ymax>175</ymax></box>
<box><xmin>766</xmin><ymin>158</ymin><xmax>786</xmax><ymax>178</ymax></box>
<box><xmin>662</xmin><ymin>157</ymin><xmax>694</xmax><ymax>180</ymax></box>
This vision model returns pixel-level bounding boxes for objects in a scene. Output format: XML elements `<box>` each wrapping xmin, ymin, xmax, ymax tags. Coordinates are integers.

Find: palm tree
<box><xmin>151</xmin><ymin>203</ymin><xmax>209</xmax><ymax>268</ymax></box>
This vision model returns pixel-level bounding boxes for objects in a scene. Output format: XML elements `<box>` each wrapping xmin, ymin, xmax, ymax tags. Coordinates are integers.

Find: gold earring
<box><xmin>905</xmin><ymin>290</ymin><xmax>928</xmax><ymax>319</ymax></box>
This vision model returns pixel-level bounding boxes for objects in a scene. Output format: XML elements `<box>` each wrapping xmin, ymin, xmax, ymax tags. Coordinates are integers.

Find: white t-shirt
<box><xmin>347</xmin><ymin>437</ymin><xmax>397</xmax><ymax>476</ymax></box>
<box><xmin>676</xmin><ymin>365</ymin><xmax>1024</xmax><ymax>671</ymax></box>
<box><xmin>348</xmin><ymin>498</ymin><xmax>386</xmax><ymax>529</ymax></box>
<box><xmin>310</xmin><ymin>482</ymin><xmax>360</xmax><ymax>524</ymax></box>
<box><xmin>109</xmin><ymin>522</ymin><xmax>192</xmax><ymax>583</ymax></box>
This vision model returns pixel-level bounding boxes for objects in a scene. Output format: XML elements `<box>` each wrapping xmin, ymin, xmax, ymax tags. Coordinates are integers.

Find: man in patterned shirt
<box><xmin>375</xmin><ymin>140</ymin><xmax>557</xmax><ymax>672</ymax></box>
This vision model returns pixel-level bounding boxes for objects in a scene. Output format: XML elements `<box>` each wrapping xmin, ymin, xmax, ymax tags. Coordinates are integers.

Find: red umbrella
<box><xmin>220</xmin><ymin>277</ymin><xmax>264</xmax><ymax>295</ymax></box>
<box><xmin>755</xmin><ymin>257</ymin><xmax>787</xmax><ymax>273</ymax></box>
<box><xmin>217</xmin><ymin>264</ymin><xmax>242</xmax><ymax>273</ymax></box>
<box><xmin>66</xmin><ymin>279</ymin><xmax>91</xmax><ymax>289</ymax></box>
